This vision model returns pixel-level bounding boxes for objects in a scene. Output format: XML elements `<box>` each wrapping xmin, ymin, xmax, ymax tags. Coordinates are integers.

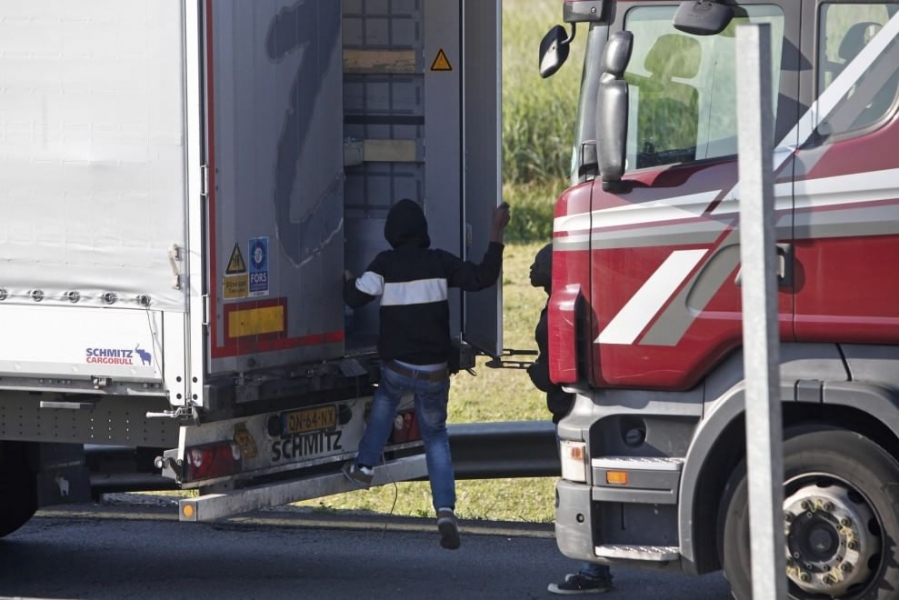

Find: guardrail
<box><xmin>449</xmin><ymin>420</ymin><xmax>560</xmax><ymax>479</ymax></box>
<box><xmin>85</xmin><ymin>420</ymin><xmax>560</xmax><ymax>494</ymax></box>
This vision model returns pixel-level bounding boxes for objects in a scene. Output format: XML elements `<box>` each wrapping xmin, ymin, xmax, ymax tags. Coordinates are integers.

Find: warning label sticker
<box><xmin>223</xmin><ymin>275</ymin><xmax>249</xmax><ymax>299</ymax></box>
<box><xmin>430</xmin><ymin>49</ymin><xmax>453</xmax><ymax>72</ymax></box>
<box><xmin>226</xmin><ymin>243</ymin><xmax>247</xmax><ymax>275</ymax></box>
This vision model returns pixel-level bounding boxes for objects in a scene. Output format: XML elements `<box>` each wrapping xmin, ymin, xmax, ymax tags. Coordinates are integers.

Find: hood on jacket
<box><xmin>384</xmin><ymin>198</ymin><xmax>431</xmax><ymax>249</ymax></box>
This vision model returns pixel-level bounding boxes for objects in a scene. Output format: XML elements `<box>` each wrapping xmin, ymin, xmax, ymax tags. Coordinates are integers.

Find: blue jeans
<box><xmin>579</xmin><ymin>561</ymin><xmax>611</xmax><ymax>580</ymax></box>
<box><xmin>356</xmin><ymin>363</ymin><xmax>454</xmax><ymax>512</ymax></box>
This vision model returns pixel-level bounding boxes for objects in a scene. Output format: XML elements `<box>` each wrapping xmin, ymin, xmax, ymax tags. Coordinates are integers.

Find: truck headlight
<box><xmin>560</xmin><ymin>440</ymin><xmax>587</xmax><ymax>482</ymax></box>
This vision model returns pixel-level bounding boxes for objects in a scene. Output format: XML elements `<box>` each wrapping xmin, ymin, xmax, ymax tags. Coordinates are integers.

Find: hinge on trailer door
<box><xmin>202</xmin><ymin>294</ymin><xmax>210</xmax><ymax>326</ymax></box>
<box><xmin>168</xmin><ymin>244</ymin><xmax>184</xmax><ymax>291</ymax></box>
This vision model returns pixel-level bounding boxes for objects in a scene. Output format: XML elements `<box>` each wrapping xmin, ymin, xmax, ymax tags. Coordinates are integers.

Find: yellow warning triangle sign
<box><xmin>226</xmin><ymin>243</ymin><xmax>247</xmax><ymax>274</ymax></box>
<box><xmin>430</xmin><ymin>48</ymin><xmax>453</xmax><ymax>72</ymax></box>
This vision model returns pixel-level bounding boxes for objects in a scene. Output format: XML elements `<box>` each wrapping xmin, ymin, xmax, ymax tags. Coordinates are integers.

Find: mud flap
<box><xmin>34</xmin><ymin>444</ymin><xmax>91</xmax><ymax>507</ymax></box>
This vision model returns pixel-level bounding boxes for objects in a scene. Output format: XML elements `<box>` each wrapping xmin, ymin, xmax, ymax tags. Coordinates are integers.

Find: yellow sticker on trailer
<box><xmin>227</xmin><ymin>305</ymin><xmax>285</xmax><ymax>337</ymax></box>
<box><xmin>223</xmin><ymin>275</ymin><xmax>249</xmax><ymax>299</ymax></box>
<box><xmin>430</xmin><ymin>48</ymin><xmax>452</xmax><ymax>72</ymax></box>
<box><xmin>226</xmin><ymin>243</ymin><xmax>247</xmax><ymax>274</ymax></box>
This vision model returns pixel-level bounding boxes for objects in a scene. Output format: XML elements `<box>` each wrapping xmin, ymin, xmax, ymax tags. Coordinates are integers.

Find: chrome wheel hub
<box><xmin>783</xmin><ymin>483</ymin><xmax>879</xmax><ymax>596</ymax></box>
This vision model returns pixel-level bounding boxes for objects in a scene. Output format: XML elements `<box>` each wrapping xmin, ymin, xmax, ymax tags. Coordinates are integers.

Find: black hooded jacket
<box><xmin>528</xmin><ymin>302</ymin><xmax>575</xmax><ymax>424</ymax></box>
<box><xmin>345</xmin><ymin>199</ymin><xmax>504</xmax><ymax>365</ymax></box>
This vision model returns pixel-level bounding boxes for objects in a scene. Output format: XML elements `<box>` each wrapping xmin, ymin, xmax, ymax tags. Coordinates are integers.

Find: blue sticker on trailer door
<box><xmin>249</xmin><ymin>237</ymin><xmax>269</xmax><ymax>297</ymax></box>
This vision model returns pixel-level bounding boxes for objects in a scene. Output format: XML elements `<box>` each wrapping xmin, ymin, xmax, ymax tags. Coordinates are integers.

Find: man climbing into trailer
<box><xmin>342</xmin><ymin>198</ymin><xmax>510</xmax><ymax>550</ymax></box>
<box><xmin>528</xmin><ymin>243</ymin><xmax>614</xmax><ymax>595</ymax></box>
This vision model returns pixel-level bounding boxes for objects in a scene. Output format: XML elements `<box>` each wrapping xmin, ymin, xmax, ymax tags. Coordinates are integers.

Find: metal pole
<box><xmin>736</xmin><ymin>23</ymin><xmax>786</xmax><ymax>600</ymax></box>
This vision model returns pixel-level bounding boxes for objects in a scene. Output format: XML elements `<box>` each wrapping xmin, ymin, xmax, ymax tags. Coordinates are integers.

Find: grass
<box><xmin>502</xmin><ymin>0</ymin><xmax>584</xmax><ymax>244</ymax></box>
<box><xmin>502</xmin><ymin>181</ymin><xmax>559</xmax><ymax>243</ymax></box>
<box><xmin>502</xmin><ymin>0</ymin><xmax>585</xmax><ymax>187</ymax></box>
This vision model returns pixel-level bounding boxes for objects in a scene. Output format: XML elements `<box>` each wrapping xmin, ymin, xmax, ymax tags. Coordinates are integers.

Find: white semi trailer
<box><xmin>0</xmin><ymin>0</ymin><xmax>503</xmax><ymax>534</ymax></box>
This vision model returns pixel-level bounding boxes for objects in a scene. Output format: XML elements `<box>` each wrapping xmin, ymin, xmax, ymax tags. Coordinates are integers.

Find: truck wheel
<box><xmin>0</xmin><ymin>442</ymin><xmax>37</xmax><ymax>538</ymax></box>
<box><xmin>718</xmin><ymin>429</ymin><xmax>899</xmax><ymax>600</ymax></box>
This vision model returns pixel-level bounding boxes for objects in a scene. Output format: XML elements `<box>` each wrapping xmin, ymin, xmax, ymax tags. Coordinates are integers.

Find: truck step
<box><xmin>178</xmin><ymin>454</ymin><xmax>427</xmax><ymax>523</ymax></box>
<box><xmin>590</xmin><ymin>456</ymin><xmax>685</xmax><ymax>471</ymax></box>
<box><xmin>594</xmin><ymin>544</ymin><xmax>680</xmax><ymax>562</ymax></box>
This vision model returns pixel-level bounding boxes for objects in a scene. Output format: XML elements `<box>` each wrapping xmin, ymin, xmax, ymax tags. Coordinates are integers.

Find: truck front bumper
<box><xmin>555</xmin><ymin>479</ymin><xmax>597</xmax><ymax>563</ymax></box>
<box><xmin>556</xmin><ymin>472</ymin><xmax>684</xmax><ymax>569</ymax></box>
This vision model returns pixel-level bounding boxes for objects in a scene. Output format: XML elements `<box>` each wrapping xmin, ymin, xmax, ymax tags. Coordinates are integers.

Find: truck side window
<box><xmin>623</xmin><ymin>6</ymin><xmax>785</xmax><ymax>171</ymax></box>
<box><xmin>817</xmin><ymin>3</ymin><xmax>899</xmax><ymax>136</ymax></box>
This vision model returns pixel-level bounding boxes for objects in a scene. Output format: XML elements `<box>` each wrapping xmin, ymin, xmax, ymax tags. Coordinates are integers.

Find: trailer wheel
<box><xmin>718</xmin><ymin>429</ymin><xmax>899</xmax><ymax>600</ymax></box>
<box><xmin>0</xmin><ymin>442</ymin><xmax>37</xmax><ymax>538</ymax></box>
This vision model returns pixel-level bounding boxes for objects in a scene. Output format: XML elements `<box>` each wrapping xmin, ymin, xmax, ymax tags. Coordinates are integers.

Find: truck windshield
<box><xmin>622</xmin><ymin>5</ymin><xmax>784</xmax><ymax>171</ymax></box>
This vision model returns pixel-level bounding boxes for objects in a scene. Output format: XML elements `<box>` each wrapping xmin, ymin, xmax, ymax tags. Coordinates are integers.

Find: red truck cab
<box><xmin>542</xmin><ymin>1</ymin><xmax>899</xmax><ymax>598</ymax></box>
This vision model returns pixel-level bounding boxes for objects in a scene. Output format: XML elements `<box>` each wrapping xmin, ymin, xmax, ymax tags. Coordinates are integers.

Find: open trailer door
<box><xmin>462</xmin><ymin>0</ymin><xmax>503</xmax><ymax>358</ymax></box>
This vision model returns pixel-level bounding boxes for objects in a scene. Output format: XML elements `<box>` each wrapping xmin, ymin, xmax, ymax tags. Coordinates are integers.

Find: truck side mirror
<box><xmin>596</xmin><ymin>31</ymin><xmax>633</xmax><ymax>191</ymax></box>
<box><xmin>539</xmin><ymin>24</ymin><xmax>575</xmax><ymax>78</ymax></box>
<box><xmin>673</xmin><ymin>1</ymin><xmax>734</xmax><ymax>36</ymax></box>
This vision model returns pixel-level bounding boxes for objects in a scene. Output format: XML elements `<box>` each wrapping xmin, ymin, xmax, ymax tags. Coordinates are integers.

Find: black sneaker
<box><xmin>547</xmin><ymin>573</ymin><xmax>612</xmax><ymax>595</ymax></box>
<box><xmin>436</xmin><ymin>507</ymin><xmax>460</xmax><ymax>550</ymax></box>
<box><xmin>341</xmin><ymin>461</ymin><xmax>373</xmax><ymax>489</ymax></box>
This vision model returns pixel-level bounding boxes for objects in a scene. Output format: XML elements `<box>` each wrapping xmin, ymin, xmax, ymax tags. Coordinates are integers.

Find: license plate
<box><xmin>281</xmin><ymin>406</ymin><xmax>337</xmax><ymax>435</ymax></box>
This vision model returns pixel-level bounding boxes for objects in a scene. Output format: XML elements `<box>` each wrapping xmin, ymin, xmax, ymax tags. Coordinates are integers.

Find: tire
<box><xmin>0</xmin><ymin>442</ymin><xmax>37</xmax><ymax>538</ymax></box>
<box><xmin>718</xmin><ymin>429</ymin><xmax>899</xmax><ymax>600</ymax></box>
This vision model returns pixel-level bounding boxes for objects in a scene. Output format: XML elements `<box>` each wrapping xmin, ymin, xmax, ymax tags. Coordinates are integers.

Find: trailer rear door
<box><xmin>201</xmin><ymin>0</ymin><xmax>345</xmax><ymax>377</ymax></box>
<box><xmin>462</xmin><ymin>0</ymin><xmax>503</xmax><ymax>357</ymax></box>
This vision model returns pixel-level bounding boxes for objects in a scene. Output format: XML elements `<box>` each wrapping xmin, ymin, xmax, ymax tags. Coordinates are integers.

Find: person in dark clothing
<box><xmin>527</xmin><ymin>244</ymin><xmax>576</xmax><ymax>425</ymax></box>
<box><xmin>527</xmin><ymin>243</ymin><xmax>614</xmax><ymax>594</ymax></box>
<box><xmin>343</xmin><ymin>198</ymin><xmax>510</xmax><ymax>550</ymax></box>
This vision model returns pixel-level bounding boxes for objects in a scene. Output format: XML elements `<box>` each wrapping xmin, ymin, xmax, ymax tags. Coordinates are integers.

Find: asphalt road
<box><xmin>0</xmin><ymin>497</ymin><xmax>732</xmax><ymax>600</ymax></box>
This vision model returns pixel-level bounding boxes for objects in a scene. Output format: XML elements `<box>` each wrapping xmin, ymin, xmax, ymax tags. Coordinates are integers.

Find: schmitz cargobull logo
<box><xmin>85</xmin><ymin>347</ymin><xmax>152</xmax><ymax>366</ymax></box>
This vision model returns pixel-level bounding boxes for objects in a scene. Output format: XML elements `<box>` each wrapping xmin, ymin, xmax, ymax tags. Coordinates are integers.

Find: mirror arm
<box><xmin>602</xmin><ymin>179</ymin><xmax>626</xmax><ymax>193</ymax></box>
<box><xmin>563</xmin><ymin>23</ymin><xmax>577</xmax><ymax>46</ymax></box>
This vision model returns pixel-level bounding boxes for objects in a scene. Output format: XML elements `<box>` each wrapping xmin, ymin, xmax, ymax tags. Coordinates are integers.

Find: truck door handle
<box><xmin>734</xmin><ymin>243</ymin><xmax>793</xmax><ymax>288</ymax></box>
<box><xmin>775</xmin><ymin>244</ymin><xmax>792</xmax><ymax>285</ymax></box>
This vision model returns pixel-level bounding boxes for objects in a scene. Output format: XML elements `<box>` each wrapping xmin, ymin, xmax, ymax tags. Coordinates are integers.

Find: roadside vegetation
<box><xmin>298</xmin><ymin>0</ymin><xmax>584</xmax><ymax>522</ymax></box>
<box><xmin>503</xmin><ymin>0</ymin><xmax>585</xmax><ymax>243</ymax></box>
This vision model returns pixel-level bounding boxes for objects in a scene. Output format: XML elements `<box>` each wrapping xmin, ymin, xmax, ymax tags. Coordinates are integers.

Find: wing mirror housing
<box><xmin>563</xmin><ymin>0</ymin><xmax>606</xmax><ymax>23</ymax></box>
<box><xmin>539</xmin><ymin>24</ymin><xmax>576</xmax><ymax>78</ymax></box>
<box><xmin>673</xmin><ymin>1</ymin><xmax>735</xmax><ymax>36</ymax></box>
<box><xmin>596</xmin><ymin>31</ymin><xmax>633</xmax><ymax>191</ymax></box>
